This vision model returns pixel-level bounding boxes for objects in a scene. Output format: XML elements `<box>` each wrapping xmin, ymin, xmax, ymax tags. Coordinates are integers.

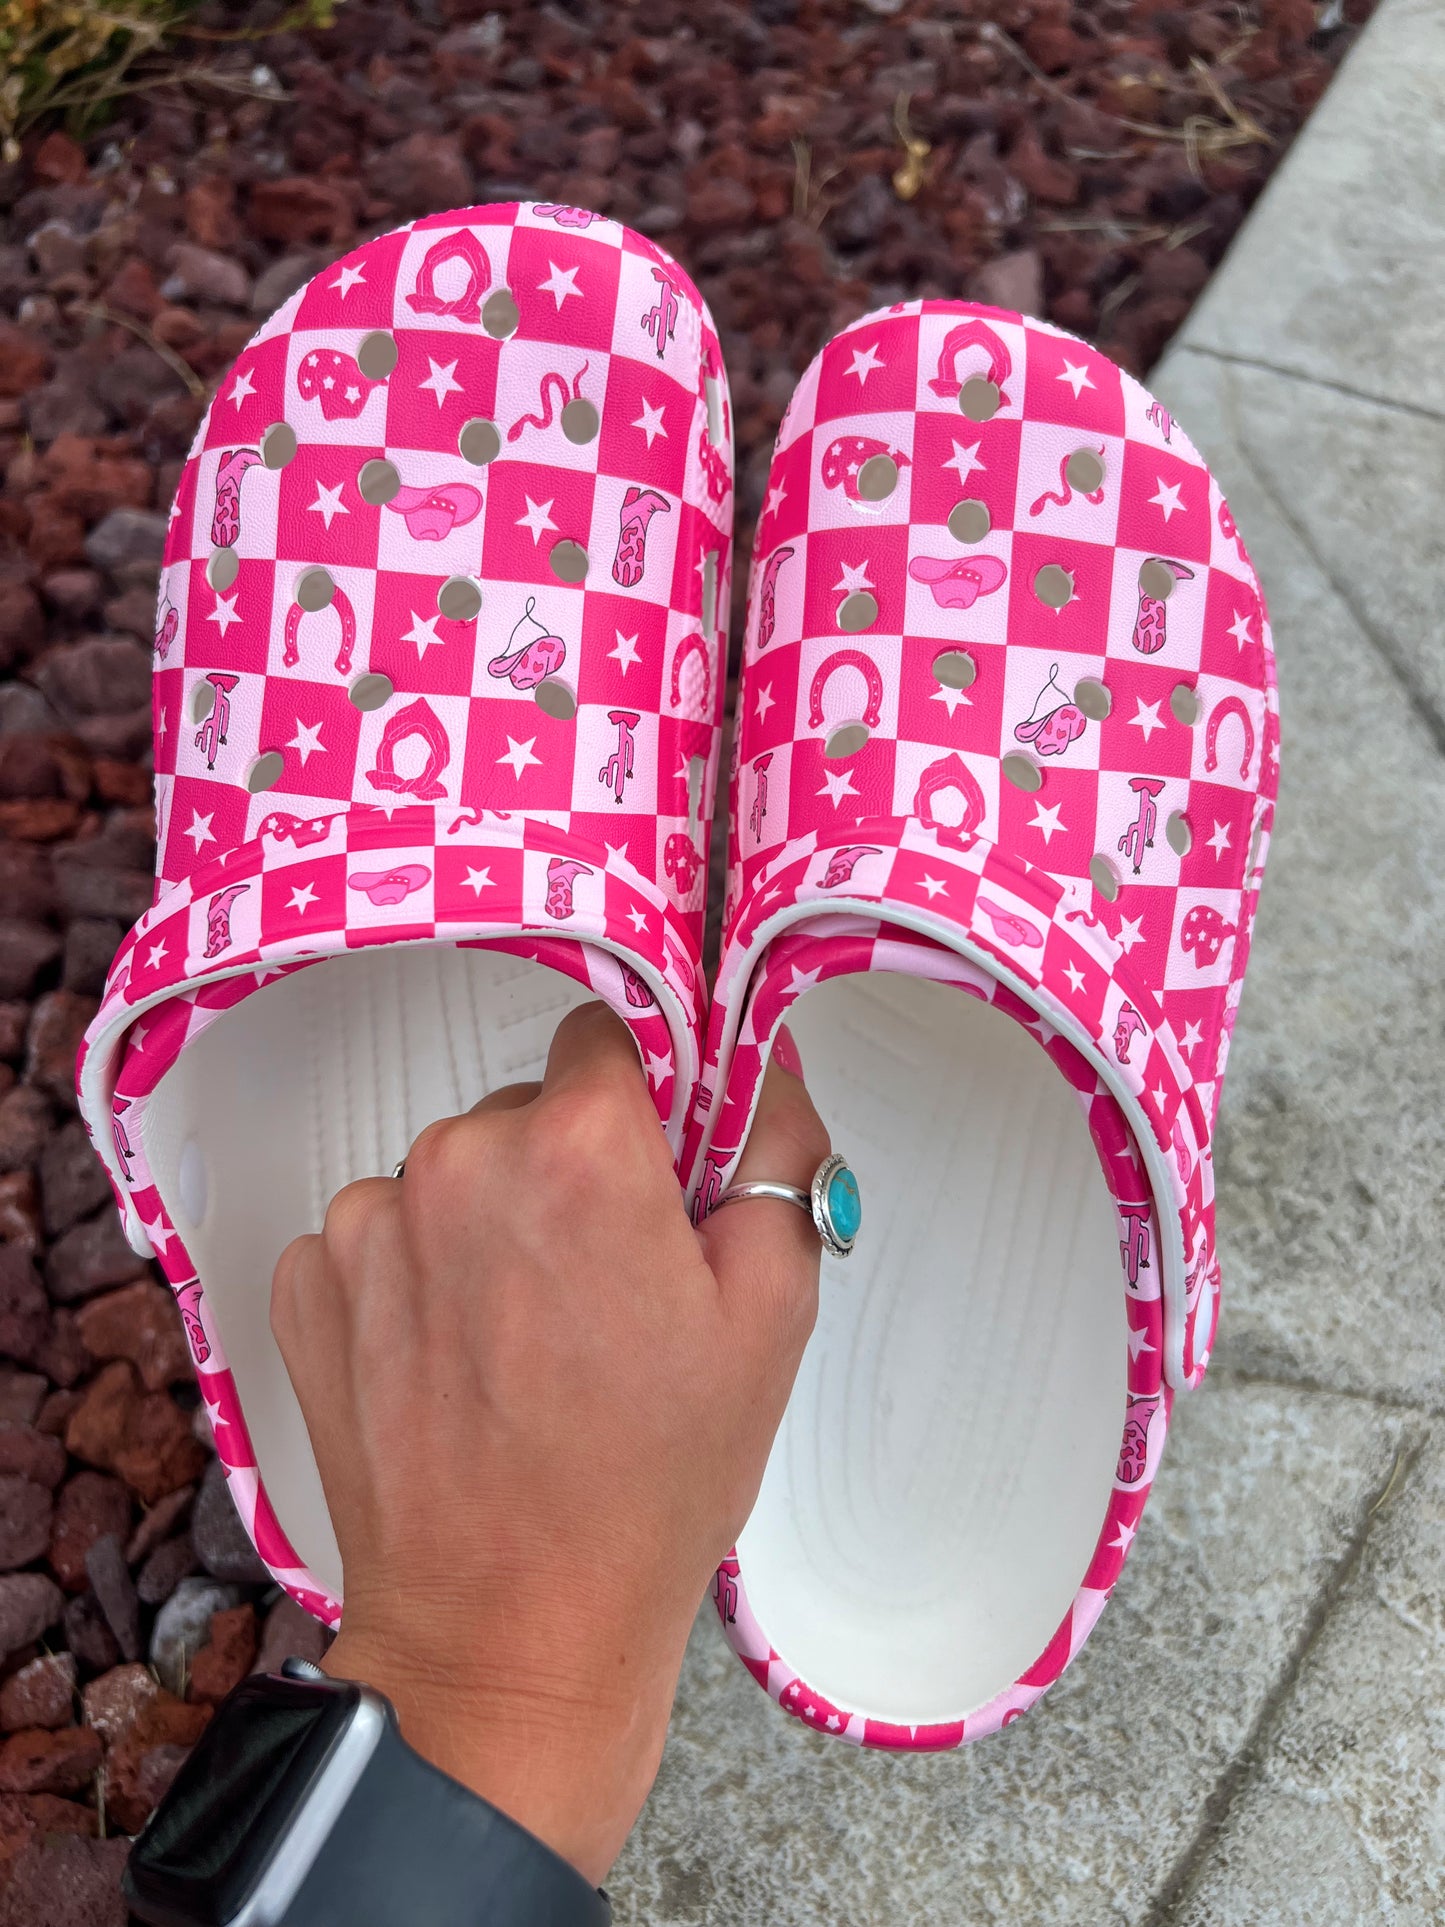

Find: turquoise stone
<box><xmin>825</xmin><ymin>1164</ymin><xmax>861</xmax><ymax>1244</ymax></box>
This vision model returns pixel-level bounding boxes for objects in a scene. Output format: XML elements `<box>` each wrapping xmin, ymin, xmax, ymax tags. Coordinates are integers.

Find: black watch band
<box><xmin>285</xmin><ymin>1678</ymin><xmax>610</xmax><ymax>1927</ymax></box>
<box><xmin>123</xmin><ymin>1661</ymin><xmax>611</xmax><ymax>1927</ymax></box>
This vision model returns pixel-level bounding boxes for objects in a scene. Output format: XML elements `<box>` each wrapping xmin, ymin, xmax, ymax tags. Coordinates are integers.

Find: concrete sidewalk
<box><xmin>613</xmin><ymin>1</ymin><xmax>1445</xmax><ymax>1919</ymax></box>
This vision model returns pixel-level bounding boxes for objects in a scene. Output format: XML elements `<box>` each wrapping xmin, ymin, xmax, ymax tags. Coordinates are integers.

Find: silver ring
<box><xmin>714</xmin><ymin>1152</ymin><xmax>861</xmax><ymax>1259</ymax></box>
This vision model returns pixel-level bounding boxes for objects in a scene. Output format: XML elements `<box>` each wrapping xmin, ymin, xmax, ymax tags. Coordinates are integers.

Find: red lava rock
<box><xmin>188</xmin><ymin>1605</ymin><xmax>257</xmax><ymax>1706</ymax></box>
<box><xmin>44</xmin><ymin>1208</ymin><xmax>149</xmax><ymax>1304</ymax></box>
<box><xmin>0</xmin><ymin>1479</ymin><xmax>52</xmax><ymax>1573</ymax></box>
<box><xmin>0</xmin><ymin>1250</ymin><xmax>47</xmax><ymax>1362</ymax></box>
<box><xmin>0</xmin><ymin>1371</ymin><xmax>45</xmax><ymax>1427</ymax></box>
<box><xmin>79</xmin><ymin>1662</ymin><xmax>156</xmax><ymax>1746</ymax></box>
<box><xmin>94</xmin><ymin>1682</ymin><xmax>208</xmax><ymax>1834</ymax></box>
<box><xmin>30</xmin><ymin>133</ymin><xmax>87</xmax><ymax>187</ymax></box>
<box><xmin>0</xmin><ymin>1008</ymin><xmax>28</xmax><ymax>1064</ymax></box>
<box><xmin>123</xmin><ymin>1482</ymin><xmax>194</xmax><ymax>1565</ymax></box>
<box><xmin>30</xmin><ymin>639</ymin><xmax>151</xmax><ymax>723</ymax></box>
<box><xmin>0</xmin><ymin>1791</ymin><xmax>98</xmax><ymax>1886</ymax></box>
<box><xmin>0</xmin><ymin>1723</ymin><xmax>100</xmax><ymax>1796</ymax></box>
<box><xmin>23</xmin><ymin>991</ymin><xmax>96</xmax><ymax>1109</ymax></box>
<box><xmin>35</xmin><ymin>1389</ymin><xmax>80</xmax><ymax>1439</ymax></box>
<box><xmin>1008</xmin><ymin>132</ymin><xmax>1080</xmax><ymax>208</ymax></box>
<box><xmin>33</xmin><ymin>1308</ymin><xmax>86</xmax><ymax>1390</ymax></box>
<box><xmin>0</xmin><ymin>1090</ymin><xmax>53</xmax><ymax>1177</ymax></box>
<box><xmin>184</xmin><ymin>177</ymin><xmax>239</xmax><ymax>251</ymax></box>
<box><xmin>38</xmin><ymin>1125</ymin><xmax>109</xmax><ymax>1243</ymax></box>
<box><xmin>163</xmin><ymin>242</ymin><xmax>251</xmax><ymax>310</ymax></box>
<box><xmin>75</xmin><ymin>1280</ymin><xmax>190</xmax><ymax>1391</ymax></box>
<box><xmin>90</xmin><ymin>760</ymin><xmax>151</xmax><ymax>808</ymax></box>
<box><xmin>0</xmin><ymin>1171</ymin><xmax>41</xmax><ymax>1249</ymax></box>
<box><xmin>0</xmin><ymin>1575</ymin><xmax>63</xmax><ymax>1660</ymax></box>
<box><xmin>83</xmin><ymin>1535</ymin><xmax>139</xmax><ymax>1663</ymax></box>
<box><xmin>253</xmin><ymin>1592</ymin><xmax>332</xmax><ymax>1676</ymax></box>
<box><xmin>0</xmin><ymin>1830</ymin><xmax>129</xmax><ymax>1927</ymax></box>
<box><xmin>136</xmin><ymin>1535</ymin><xmax>199</xmax><ymax>1606</ymax></box>
<box><xmin>63</xmin><ymin>1361</ymin><xmax>208</xmax><ymax>1504</ymax></box>
<box><xmin>0</xmin><ymin>1653</ymin><xmax>76</xmax><ymax>1733</ymax></box>
<box><xmin>60</xmin><ymin>1592</ymin><xmax>118</xmax><ymax>1676</ymax></box>
<box><xmin>48</xmin><ymin>1472</ymin><xmax>131</xmax><ymax>1593</ymax></box>
<box><xmin>0</xmin><ymin>583</ymin><xmax>43</xmax><ymax>672</ymax></box>
<box><xmin>101</xmin><ymin>255</ymin><xmax>162</xmax><ymax>321</ymax></box>
<box><xmin>366</xmin><ymin>133</ymin><xmax>472</xmax><ymax>217</ymax></box>
<box><xmin>0</xmin><ymin>324</ymin><xmax>51</xmax><ymax>400</ymax></box>
<box><xmin>971</xmin><ymin>247</ymin><xmax>1045</xmax><ymax>317</ymax></box>
<box><xmin>190</xmin><ymin>1459</ymin><xmax>266</xmax><ymax>1583</ymax></box>
<box><xmin>0</xmin><ymin>1421</ymin><xmax>65</xmax><ymax>1488</ymax></box>
<box><xmin>38</xmin><ymin>434</ymin><xmax>152</xmax><ymax>521</ymax></box>
<box><xmin>0</xmin><ymin>924</ymin><xmax>60</xmax><ymax>1004</ymax></box>
<box><xmin>248</xmin><ymin>176</ymin><xmax>355</xmax><ymax>247</ymax></box>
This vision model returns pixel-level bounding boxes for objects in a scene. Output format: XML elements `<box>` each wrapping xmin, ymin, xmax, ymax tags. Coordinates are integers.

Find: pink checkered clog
<box><xmin>75</xmin><ymin>204</ymin><xmax>732</xmax><ymax>1618</ymax></box>
<box><xmin>690</xmin><ymin>304</ymin><xmax>1277</xmax><ymax>1748</ymax></box>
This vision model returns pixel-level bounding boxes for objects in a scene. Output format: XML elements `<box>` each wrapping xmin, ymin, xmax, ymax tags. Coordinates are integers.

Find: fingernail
<box><xmin>772</xmin><ymin>1023</ymin><xmax>804</xmax><ymax>1079</ymax></box>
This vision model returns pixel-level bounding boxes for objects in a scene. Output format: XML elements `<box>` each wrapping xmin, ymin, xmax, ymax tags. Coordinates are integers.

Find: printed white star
<box><xmin>1179</xmin><ymin>1019</ymin><xmax>1204</xmax><ymax>1054</ymax></box>
<box><xmin>1149</xmin><ymin>478</ymin><xmax>1185</xmax><ymax>521</ymax></box>
<box><xmin>402</xmin><ymin>611</ymin><xmax>445</xmax><ymax>659</ymax></box>
<box><xmin>288</xmin><ymin>882</ymin><xmax>319</xmax><ymax>915</ymax></box>
<box><xmin>227</xmin><ymin>369</ymin><xmax>256</xmax><ymax>409</ymax></box>
<box><xmin>537</xmin><ymin>260</ymin><xmax>581</xmax><ymax>308</ymax></box>
<box><xmin>826</xmin><ymin>1714</ymin><xmax>842</xmax><ymax>1731</ymax></box>
<box><xmin>207</xmin><ymin>593</ymin><xmax>241</xmax><ymax>637</ymax></box>
<box><xmin>140</xmin><ymin>1213</ymin><xmax>173</xmax><ymax>1256</ymax></box>
<box><xmin>1150</xmin><ymin>1083</ymin><xmax>1168</xmax><ymax>1109</ymax></box>
<box><xmin>1126</xmin><ymin>1323</ymin><xmax>1155</xmax><ymax>1362</ymax></box>
<box><xmin>1128</xmin><ymin>697</ymin><xmax>1165</xmax><ymax>743</ymax></box>
<box><xmin>764</xmin><ymin>480</ymin><xmax>787</xmax><ymax>518</ymax></box>
<box><xmin>145</xmin><ymin>940</ymin><xmax>168</xmax><ymax>971</ymax></box>
<box><xmin>1206</xmin><ymin>820</ymin><xmax>1232</xmax><ymax>858</ymax></box>
<box><xmin>1064</xmin><ymin>961</ymin><xmax>1087</xmax><ymax>994</ymax></box>
<box><xmin>288</xmin><ymin>719</ymin><xmax>326</xmax><ymax>766</ymax></box>
<box><xmin>846</xmin><ymin>342</ymin><xmax>885</xmax><ymax>384</ymax></box>
<box><xmin>419</xmin><ymin>357</ymin><xmax>463</xmax><ymax>407</ymax></box>
<box><xmin>631</xmin><ymin>398</ymin><xmax>667</xmax><ymax>447</ymax></box>
<box><xmin>942</xmin><ymin>438</ymin><xmax>987</xmax><ymax>483</ymax></box>
<box><xmin>930</xmin><ymin>681</ymin><xmax>972</xmax><ymax>718</ymax></box>
<box><xmin>1226</xmin><ymin>609</ymin><xmax>1254</xmax><ymax>649</ymax></box>
<box><xmin>754</xmin><ymin>682</ymin><xmax>776</xmax><ymax>722</ymax></box>
<box><xmin>817</xmin><ymin>767</ymin><xmax>858</xmax><ymax>806</ymax></box>
<box><xmin>626</xmin><ymin>905</ymin><xmax>649</xmax><ymax>933</ymax></box>
<box><xmin>1056</xmin><ymin>358</ymin><xmax>1095</xmax><ymax>399</ymax></box>
<box><xmin>608</xmin><ymin>630</ymin><xmax>641</xmax><ymax>673</ymax></box>
<box><xmin>497</xmin><ymin>735</ymin><xmax>542</xmax><ymax>779</ymax></box>
<box><xmin>516</xmin><ymin>495</ymin><xmax>558</xmax><ymax>544</ymax></box>
<box><xmin>129</xmin><ymin>1024</ymin><xmax>148</xmax><ymax>1052</ymax></box>
<box><xmin>1115</xmin><ymin>913</ymin><xmax>1146</xmax><ymax>955</ymax></box>
<box><xmin>831</xmin><ymin>559</ymin><xmax>873</xmax><ymax>594</ymax></box>
<box><xmin>156</xmin><ymin>712</ymin><xmax>167</xmax><ymax>740</ymax></box>
<box><xmin>643</xmin><ymin>1049</ymin><xmax>671</xmax><ymax>1088</ymax></box>
<box><xmin>1110</xmin><ymin>1519</ymin><xmax>1138</xmax><ymax>1554</ymax></box>
<box><xmin>183</xmin><ymin>809</ymin><xmax>215</xmax><ymax>854</ymax></box>
<box><xmin>461</xmin><ymin>866</ymin><xmax>494</xmax><ymax>897</ymax></box>
<box><xmin>918</xmin><ymin>873</ymin><xmax>948</xmax><ymax>900</ymax></box>
<box><xmin>789</xmin><ymin>965</ymin><xmax>823</xmax><ymax>995</ymax></box>
<box><xmin>307</xmin><ymin>480</ymin><xmax>349</xmax><ymax>529</ymax></box>
<box><xmin>1028</xmin><ymin>800</ymin><xmax>1067</xmax><ymax>846</ymax></box>
<box><xmin>331</xmin><ymin>263</ymin><xmax>366</xmax><ymax>297</ymax></box>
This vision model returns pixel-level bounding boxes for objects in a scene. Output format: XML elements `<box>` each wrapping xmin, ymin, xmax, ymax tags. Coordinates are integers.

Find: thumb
<box><xmin>698</xmin><ymin>1026</ymin><xmax>830</xmax><ymax>1362</ymax></box>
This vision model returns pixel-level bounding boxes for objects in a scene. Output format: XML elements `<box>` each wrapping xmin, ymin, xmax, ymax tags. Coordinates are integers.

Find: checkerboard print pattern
<box><xmin>684</xmin><ymin>299</ymin><xmax>1278</xmax><ymax>1750</ymax></box>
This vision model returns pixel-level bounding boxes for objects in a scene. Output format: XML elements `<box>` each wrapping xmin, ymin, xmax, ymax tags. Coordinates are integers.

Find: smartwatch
<box><xmin>123</xmin><ymin>1658</ymin><xmax>611</xmax><ymax>1926</ymax></box>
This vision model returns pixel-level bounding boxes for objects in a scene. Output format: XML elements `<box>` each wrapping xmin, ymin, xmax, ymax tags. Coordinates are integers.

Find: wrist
<box><xmin>322</xmin><ymin>1626</ymin><xmax>672</xmax><ymax>1885</ymax></box>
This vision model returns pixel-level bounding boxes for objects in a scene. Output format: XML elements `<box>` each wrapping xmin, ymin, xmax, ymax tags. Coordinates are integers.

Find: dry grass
<box><xmin>0</xmin><ymin>0</ymin><xmax>339</xmax><ymax>158</ymax></box>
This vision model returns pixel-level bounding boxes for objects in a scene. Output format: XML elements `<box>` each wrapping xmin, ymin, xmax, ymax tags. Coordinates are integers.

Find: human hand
<box><xmin>270</xmin><ymin>1002</ymin><xmax>827</xmax><ymax>1884</ymax></box>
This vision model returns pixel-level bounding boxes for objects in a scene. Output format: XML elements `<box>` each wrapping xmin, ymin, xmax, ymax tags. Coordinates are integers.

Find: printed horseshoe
<box><xmin>927</xmin><ymin>318</ymin><xmax>1012</xmax><ymax>405</ymax></box>
<box><xmin>282</xmin><ymin>586</ymin><xmax>356</xmax><ymax>677</ymax></box>
<box><xmin>1204</xmin><ymin>693</ymin><xmax>1254</xmax><ymax>780</ymax></box>
<box><xmin>913</xmin><ymin>750</ymin><xmax>985</xmax><ymax>840</ymax></box>
<box><xmin>669</xmin><ymin>630</ymin><xmax>712</xmax><ymax>714</ymax></box>
<box><xmin>406</xmin><ymin>228</ymin><xmax>492</xmax><ymax>323</ymax></box>
<box><xmin>807</xmin><ymin>650</ymin><xmax>884</xmax><ymax>729</ymax></box>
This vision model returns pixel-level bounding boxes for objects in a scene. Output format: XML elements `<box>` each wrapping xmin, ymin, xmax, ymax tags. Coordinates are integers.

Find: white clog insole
<box><xmin>738</xmin><ymin>970</ymin><xmax>1125</xmax><ymax>1725</ymax></box>
<box><xmin>142</xmin><ymin>946</ymin><xmax>593</xmax><ymax>1600</ymax></box>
